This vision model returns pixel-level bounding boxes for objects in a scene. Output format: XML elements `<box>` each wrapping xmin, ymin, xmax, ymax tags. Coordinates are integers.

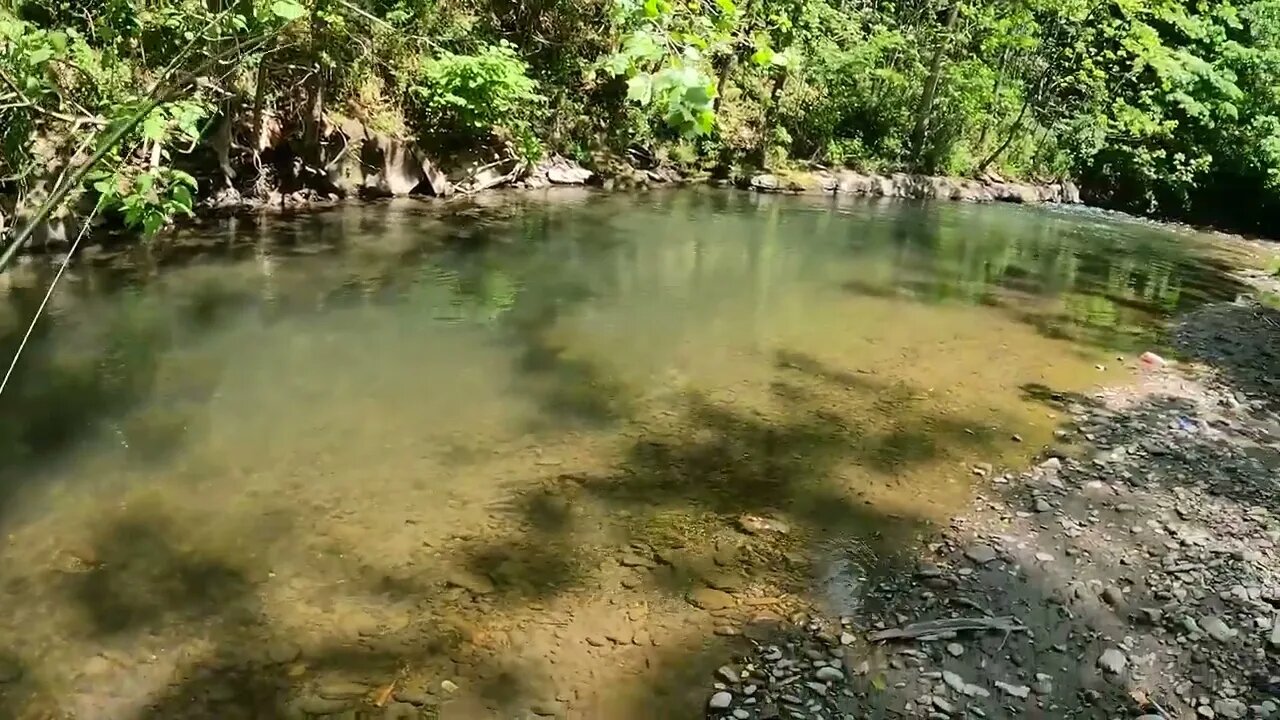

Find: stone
<box><xmin>737</xmin><ymin>514</ymin><xmax>790</xmax><ymax>535</ymax></box>
<box><xmin>266</xmin><ymin>641</ymin><xmax>301</xmax><ymax>664</ymax></box>
<box><xmin>815</xmin><ymin>666</ymin><xmax>844</xmax><ymax>682</ymax></box>
<box><xmin>530</xmin><ymin>700</ymin><xmax>567</xmax><ymax>717</ymax></box>
<box><xmin>1201</xmin><ymin>616</ymin><xmax>1238</xmax><ymax>642</ymax></box>
<box><xmin>750</xmin><ymin>174</ymin><xmax>781</xmax><ymax>192</ymax></box>
<box><xmin>317</xmin><ymin>680</ymin><xmax>371</xmax><ymax>699</ymax></box>
<box><xmin>689</xmin><ymin>588</ymin><xmax>735</xmax><ymax>610</ymax></box>
<box><xmin>441</xmin><ymin>679</ymin><xmax>459</xmax><ymax>693</ymax></box>
<box><xmin>1098</xmin><ymin>648</ymin><xmax>1127</xmax><ymax>674</ymax></box>
<box><xmin>1215</xmin><ymin>699</ymin><xmax>1247</xmax><ymax>719</ymax></box>
<box><xmin>994</xmin><ymin>681</ymin><xmax>1031</xmax><ymax>699</ymax></box>
<box><xmin>946</xmin><ymin>643</ymin><xmax>964</xmax><ymax>657</ymax></box>
<box><xmin>618</xmin><ymin>553</ymin><xmax>654</xmax><ymax>568</ymax></box>
<box><xmin>1101</xmin><ymin>586</ymin><xmax>1125</xmax><ymax>607</ymax></box>
<box><xmin>383</xmin><ymin>702</ymin><xmax>418</xmax><ymax>720</ymax></box>
<box><xmin>445</xmin><ymin>569</ymin><xmax>495</xmax><ymax>595</ymax></box>
<box><xmin>716</xmin><ymin>666</ymin><xmax>739</xmax><ymax>684</ymax></box>
<box><xmin>964</xmin><ymin>544</ymin><xmax>999</xmax><ymax>565</ymax></box>
<box><xmin>1034</xmin><ymin>498</ymin><xmax>1053</xmax><ymax>513</ymax></box>
<box><xmin>0</xmin><ymin>657</ymin><xmax>22</xmax><ymax>684</ymax></box>
<box><xmin>709</xmin><ymin>691</ymin><xmax>734</xmax><ymax>709</ymax></box>
<box><xmin>297</xmin><ymin>695</ymin><xmax>350</xmax><ymax>715</ymax></box>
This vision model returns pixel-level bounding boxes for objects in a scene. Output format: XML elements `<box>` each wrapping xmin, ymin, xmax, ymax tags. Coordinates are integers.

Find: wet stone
<box><xmin>689</xmin><ymin>588</ymin><xmax>735</xmax><ymax>610</ymax></box>
<box><xmin>709</xmin><ymin>691</ymin><xmax>734</xmax><ymax>709</ymax></box>
<box><xmin>964</xmin><ymin>544</ymin><xmax>998</xmax><ymax>565</ymax></box>
<box><xmin>297</xmin><ymin>695</ymin><xmax>351</xmax><ymax>715</ymax></box>
<box><xmin>316</xmin><ymin>680</ymin><xmax>371</xmax><ymax>700</ymax></box>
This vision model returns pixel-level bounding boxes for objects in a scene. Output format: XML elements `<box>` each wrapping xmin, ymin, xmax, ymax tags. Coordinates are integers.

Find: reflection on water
<box><xmin>0</xmin><ymin>191</ymin><xmax>1246</xmax><ymax>719</ymax></box>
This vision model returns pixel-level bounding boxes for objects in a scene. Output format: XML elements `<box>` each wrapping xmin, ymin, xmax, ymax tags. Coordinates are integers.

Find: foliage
<box><xmin>409</xmin><ymin>43</ymin><xmax>544</xmax><ymax>158</ymax></box>
<box><xmin>8</xmin><ymin>0</ymin><xmax>1280</xmax><ymax>237</ymax></box>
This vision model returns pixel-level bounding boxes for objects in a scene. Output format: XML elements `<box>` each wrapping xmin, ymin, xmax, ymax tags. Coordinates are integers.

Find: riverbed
<box><xmin>0</xmin><ymin>190</ymin><xmax>1255</xmax><ymax>719</ymax></box>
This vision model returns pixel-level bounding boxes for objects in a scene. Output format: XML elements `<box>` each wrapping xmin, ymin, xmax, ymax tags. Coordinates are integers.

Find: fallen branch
<box><xmin>868</xmin><ymin>616</ymin><xmax>1026</xmax><ymax>643</ymax></box>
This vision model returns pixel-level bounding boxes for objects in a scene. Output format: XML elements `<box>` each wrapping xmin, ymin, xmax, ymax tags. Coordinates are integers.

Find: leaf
<box><xmin>750</xmin><ymin>48</ymin><xmax>774</xmax><ymax>66</ymax></box>
<box><xmin>270</xmin><ymin>0</ymin><xmax>307</xmax><ymax>21</ymax></box>
<box><xmin>27</xmin><ymin>47</ymin><xmax>53</xmax><ymax>65</ymax></box>
<box><xmin>141</xmin><ymin>110</ymin><xmax>167</xmax><ymax>142</ymax></box>
<box><xmin>626</xmin><ymin>74</ymin><xmax>653</xmax><ymax>104</ymax></box>
<box><xmin>142</xmin><ymin>212</ymin><xmax>165</xmax><ymax>236</ymax></box>
<box><xmin>171</xmin><ymin>185</ymin><xmax>193</xmax><ymax>213</ymax></box>
<box><xmin>871</xmin><ymin>674</ymin><xmax>887</xmax><ymax>691</ymax></box>
<box><xmin>168</xmin><ymin>169</ymin><xmax>198</xmax><ymax>189</ymax></box>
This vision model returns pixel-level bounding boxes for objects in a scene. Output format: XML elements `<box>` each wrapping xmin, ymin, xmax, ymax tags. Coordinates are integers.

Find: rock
<box><xmin>1270</xmin><ymin>619</ymin><xmax>1280</xmax><ymax>647</ymax></box>
<box><xmin>716</xmin><ymin>665</ymin><xmax>739</xmax><ymax>684</ymax></box>
<box><xmin>383</xmin><ymin>702</ymin><xmax>419</xmax><ymax>720</ymax></box>
<box><xmin>815</xmin><ymin>666</ymin><xmax>844</xmax><ymax>682</ymax></box>
<box><xmin>530</xmin><ymin>700</ymin><xmax>567</xmax><ymax>717</ymax></box>
<box><xmin>750</xmin><ymin>174</ymin><xmax>781</xmax><ymax>192</ymax></box>
<box><xmin>316</xmin><ymin>681</ymin><xmax>370</xmax><ymax>700</ymax></box>
<box><xmin>0</xmin><ymin>657</ymin><xmax>22</xmax><ymax>684</ymax></box>
<box><xmin>964</xmin><ymin>544</ymin><xmax>999</xmax><ymax>565</ymax></box>
<box><xmin>946</xmin><ymin>642</ymin><xmax>964</xmax><ymax>658</ymax></box>
<box><xmin>441</xmin><ymin>679</ymin><xmax>459</xmax><ymax>694</ymax></box>
<box><xmin>1139</xmin><ymin>351</ymin><xmax>1168</xmax><ymax>367</ymax></box>
<box><xmin>1215</xmin><ymin>698</ymin><xmax>1247</xmax><ymax>719</ymax></box>
<box><xmin>688</xmin><ymin>588</ymin><xmax>735</xmax><ymax>610</ymax></box>
<box><xmin>737</xmin><ymin>514</ymin><xmax>790</xmax><ymax>535</ymax></box>
<box><xmin>1101</xmin><ymin>586</ymin><xmax>1125</xmax><ymax>607</ymax></box>
<box><xmin>1098</xmin><ymin>648</ymin><xmax>1127</xmax><ymax>674</ymax></box>
<box><xmin>618</xmin><ymin>553</ymin><xmax>654</xmax><ymax>568</ymax></box>
<box><xmin>994</xmin><ymin>681</ymin><xmax>1031</xmax><ymax>699</ymax></box>
<box><xmin>543</xmin><ymin>159</ymin><xmax>593</xmax><ymax>185</ymax></box>
<box><xmin>266</xmin><ymin>640</ymin><xmax>301</xmax><ymax>664</ymax></box>
<box><xmin>393</xmin><ymin>688</ymin><xmax>434</xmax><ymax>706</ymax></box>
<box><xmin>1201</xmin><ymin>616</ymin><xmax>1238</xmax><ymax>642</ymax></box>
<box><xmin>1034</xmin><ymin>498</ymin><xmax>1053</xmax><ymax>513</ymax></box>
<box><xmin>445</xmin><ymin>568</ymin><xmax>495</xmax><ymax>595</ymax></box>
<box><xmin>709</xmin><ymin>691</ymin><xmax>734</xmax><ymax>709</ymax></box>
<box><xmin>296</xmin><ymin>695</ymin><xmax>351</xmax><ymax>715</ymax></box>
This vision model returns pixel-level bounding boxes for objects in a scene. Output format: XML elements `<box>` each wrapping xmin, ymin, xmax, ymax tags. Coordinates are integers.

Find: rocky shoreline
<box><xmin>702</xmin><ymin>291</ymin><xmax>1280</xmax><ymax>720</ymax></box>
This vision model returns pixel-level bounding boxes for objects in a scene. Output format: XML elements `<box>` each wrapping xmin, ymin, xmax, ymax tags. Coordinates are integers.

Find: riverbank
<box><xmin>701</xmin><ymin>286</ymin><xmax>1280</xmax><ymax>719</ymax></box>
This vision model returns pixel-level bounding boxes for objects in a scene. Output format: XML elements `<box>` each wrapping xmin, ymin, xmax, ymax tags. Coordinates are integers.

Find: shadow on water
<box><xmin>1</xmin><ymin>193</ymin><xmax>1271</xmax><ymax>719</ymax></box>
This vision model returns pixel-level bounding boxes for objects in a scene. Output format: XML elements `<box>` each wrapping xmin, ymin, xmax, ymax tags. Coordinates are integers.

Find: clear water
<box><xmin>0</xmin><ymin>190</ymin><xmax>1247</xmax><ymax>718</ymax></box>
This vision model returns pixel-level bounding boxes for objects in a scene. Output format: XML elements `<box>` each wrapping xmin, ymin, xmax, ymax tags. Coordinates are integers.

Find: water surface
<box><xmin>0</xmin><ymin>190</ymin><xmax>1247</xmax><ymax>719</ymax></box>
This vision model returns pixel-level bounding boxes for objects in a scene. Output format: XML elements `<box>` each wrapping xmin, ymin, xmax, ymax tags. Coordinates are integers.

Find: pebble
<box><xmin>709</xmin><ymin>691</ymin><xmax>733</xmax><ymax>709</ymax></box>
<box><xmin>964</xmin><ymin>544</ymin><xmax>998</xmax><ymax>565</ymax></box>
<box><xmin>994</xmin><ymin>681</ymin><xmax>1031</xmax><ymax>699</ymax></box>
<box><xmin>1201</xmin><ymin>616</ymin><xmax>1238</xmax><ymax>642</ymax></box>
<box><xmin>317</xmin><ymin>680</ymin><xmax>370</xmax><ymax>699</ymax></box>
<box><xmin>689</xmin><ymin>588</ymin><xmax>735</xmax><ymax>610</ymax></box>
<box><xmin>1098</xmin><ymin>648</ymin><xmax>1127</xmax><ymax>674</ymax></box>
<box><xmin>946</xmin><ymin>642</ymin><xmax>964</xmax><ymax>657</ymax></box>
<box><xmin>1215</xmin><ymin>699</ymin><xmax>1247</xmax><ymax>719</ymax></box>
<box><xmin>814</xmin><ymin>666</ymin><xmax>843</xmax><ymax>682</ymax></box>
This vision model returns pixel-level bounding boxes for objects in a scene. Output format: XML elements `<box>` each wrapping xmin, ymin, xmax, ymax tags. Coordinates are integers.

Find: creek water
<box><xmin>0</xmin><ymin>190</ymin><xmax>1249</xmax><ymax>719</ymax></box>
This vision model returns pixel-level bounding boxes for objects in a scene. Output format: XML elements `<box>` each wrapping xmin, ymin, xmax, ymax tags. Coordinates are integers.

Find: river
<box><xmin>0</xmin><ymin>189</ymin><xmax>1252</xmax><ymax>719</ymax></box>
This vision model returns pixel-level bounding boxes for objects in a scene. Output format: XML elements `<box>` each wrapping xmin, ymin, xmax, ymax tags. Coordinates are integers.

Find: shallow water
<box><xmin>0</xmin><ymin>190</ymin><xmax>1248</xmax><ymax>718</ymax></box>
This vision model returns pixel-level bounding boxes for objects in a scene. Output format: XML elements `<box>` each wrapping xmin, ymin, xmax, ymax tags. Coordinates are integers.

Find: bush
<box><xmin>408</xmin><ymin>42</ymin><xmax>544</xmax><ymax>159</ymax></box>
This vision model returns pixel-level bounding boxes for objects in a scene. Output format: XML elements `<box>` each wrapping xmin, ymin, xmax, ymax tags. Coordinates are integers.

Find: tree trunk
<box><xmin>757</xmin><ymin>70</ymin><xmax>789</xmax><ymax>168</ymax></box>
<box><xmin>712</xmin><ymin>54</ymin><xmax>738</xmax><ymax>112</ymax></box>
<box><xmin>975</xmin><ymin>49</ymin><xmax>1009</xmax><ymax>152</ymax></box>
<box><xmin>301</xmin><ymin>1</ymin><xmax>327</xmax><ymax>172</ymax></box>
<box><xmin>976</xmin><ymin>95</ymin><xmax>1030</xmax><ymax>174</ymax></box>
<box><xmin>909</xmin><ymin>2</ymin><xmax>959</xmax><ymax>166</ymax></box>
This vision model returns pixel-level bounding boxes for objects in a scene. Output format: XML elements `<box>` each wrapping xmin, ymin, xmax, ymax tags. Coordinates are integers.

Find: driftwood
<box><xmin>868</xmin><ymin>616</ymin><xmax>1026</xmax><ymax>643</ymax></box>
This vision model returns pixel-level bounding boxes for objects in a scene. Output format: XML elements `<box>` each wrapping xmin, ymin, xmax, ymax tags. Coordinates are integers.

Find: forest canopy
<box><xmin>4</xmin><ymin>0</ymin><xmax>1280</xmax><ymax>236</ymax></box>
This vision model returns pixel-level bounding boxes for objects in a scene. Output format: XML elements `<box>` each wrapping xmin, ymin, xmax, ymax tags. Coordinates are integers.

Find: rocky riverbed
<box><xmin>704</xmin><ymin>295</ymin><xmax>1280</xmax><ymax>720</ymax></box>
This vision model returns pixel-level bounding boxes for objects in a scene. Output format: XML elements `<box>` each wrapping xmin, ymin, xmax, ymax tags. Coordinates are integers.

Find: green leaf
<box><xmin>270</xmin><ymin>0</ymin><xmax>307</xmax><ymax>21</ymax></box>
<box><xmin>626</xmin><ymin>74</ymin><xmax>653</xmax><ymax>104</ymax></box>
<box><xmin>27</xmin><ymin>47</ymin><xmax>53</xmax><ymax>65</ymax></box>
<box><xmin>168</xmin><ymin>169</ymin><xmax>198</xmax><ymax>189</ymax></box>
<box><xmin>750</xmin><ymin>48</ymin><xmax>774</xmax><ymax>66</ymax></box>
<box><xmin>141</xmin><ymin>110</ymin><xmax>167</xmax><ymax>142</ymax></box>
<box><xmin>171</xmin><ymin>185</ymin><xmax>194</xmax><ymax>214</ymax></box>
<box><xmin>142</xmin><ymin>212</ymin><xmax>165</xmax><ymax>236</ymax></box>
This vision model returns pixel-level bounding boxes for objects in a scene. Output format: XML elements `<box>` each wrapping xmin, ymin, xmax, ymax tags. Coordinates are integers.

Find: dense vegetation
<box><xmin>4</xmin><ymin>0</ymin><xmax>1280</xmax><ymax>237</ymax></box>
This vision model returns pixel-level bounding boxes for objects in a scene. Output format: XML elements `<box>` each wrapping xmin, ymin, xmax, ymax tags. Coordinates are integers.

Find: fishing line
<box><xmin>0</xmin><ymin>204</ymin><xmax>100</xmax><ymax>398</ymax></box>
